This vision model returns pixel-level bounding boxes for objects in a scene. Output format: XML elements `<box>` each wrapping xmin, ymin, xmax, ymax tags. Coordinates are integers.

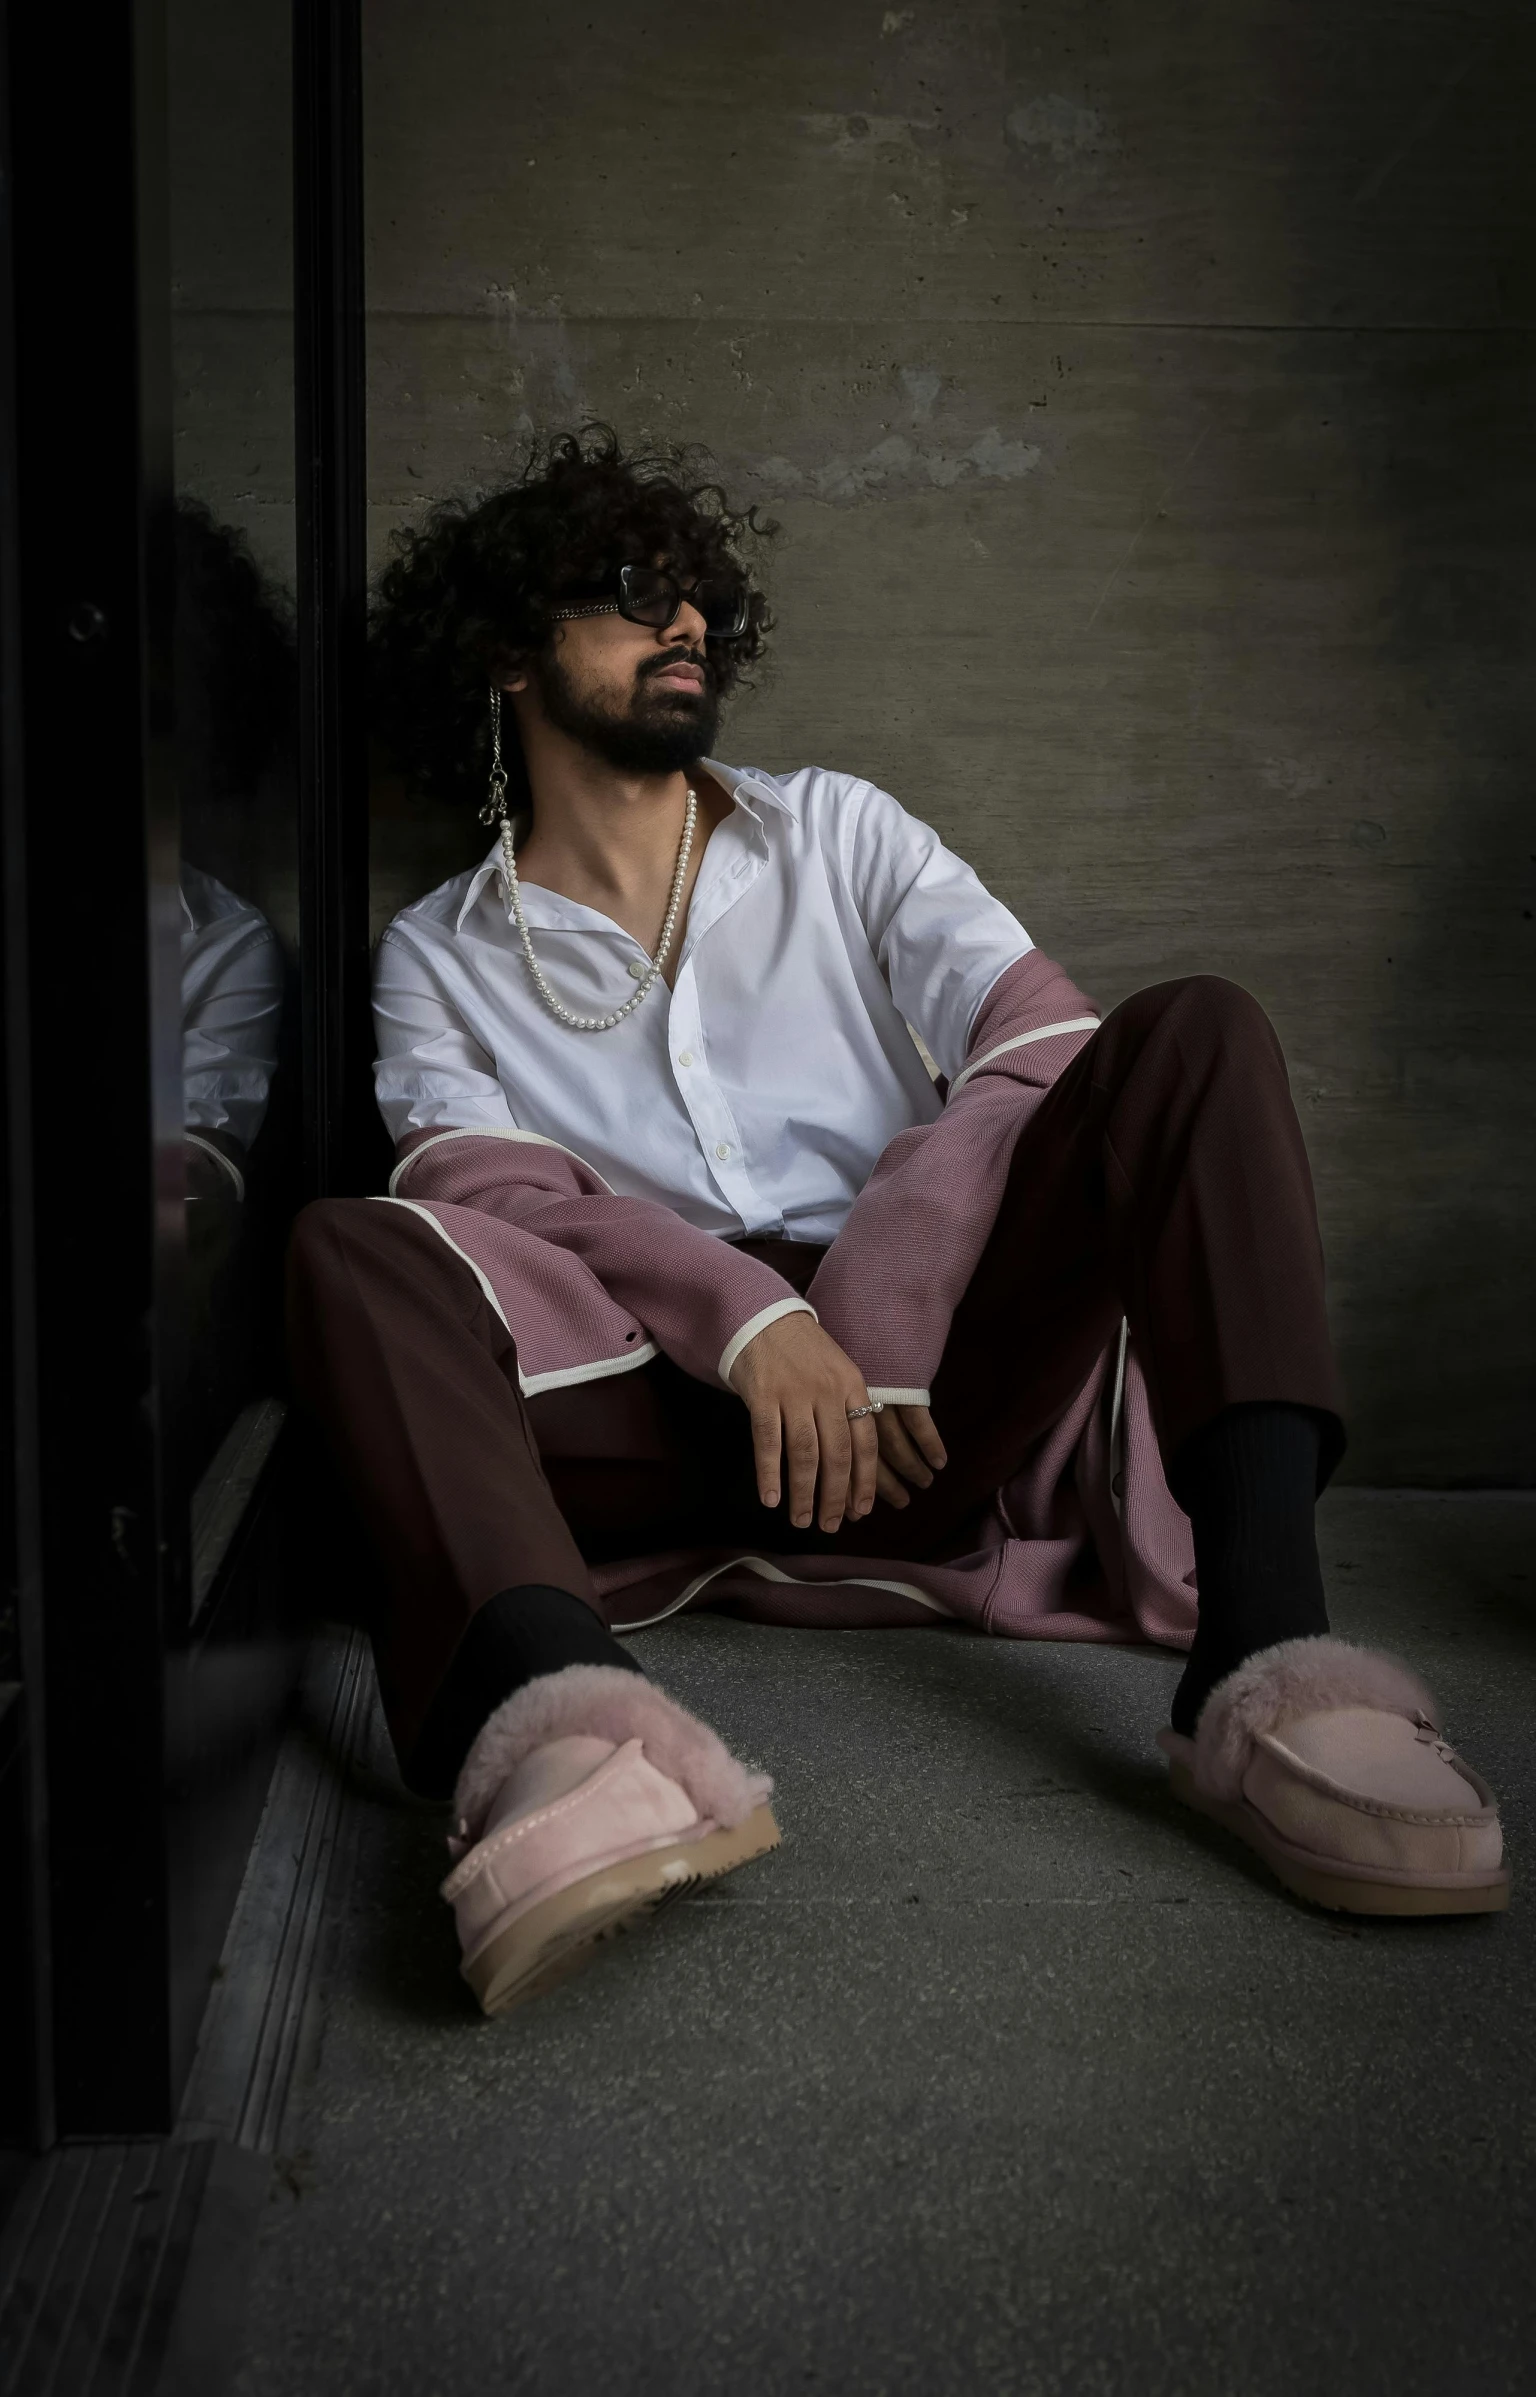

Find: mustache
<box><xmin>637</xmin><ymin>645</ymin><xmax>712</xmax><ymax>690</ymax></box>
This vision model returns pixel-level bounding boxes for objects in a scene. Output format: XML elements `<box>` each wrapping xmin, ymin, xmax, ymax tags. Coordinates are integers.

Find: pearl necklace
<box><xmin>499</xmin><ymin>786</ymin><xmax>698</xmax><ymax>1033</ymax></box>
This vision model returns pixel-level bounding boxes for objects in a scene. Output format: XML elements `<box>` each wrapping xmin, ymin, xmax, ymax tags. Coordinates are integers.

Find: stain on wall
<box><xmin>359</xmin><ymin>0</ymin><xmax>1535</xmax><ymax>1483</ymax></box>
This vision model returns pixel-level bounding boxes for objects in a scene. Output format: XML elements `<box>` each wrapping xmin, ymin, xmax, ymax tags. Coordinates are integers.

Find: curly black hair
<box><xmin>369</xmin><ymin>424</ymin><xmax>777</xmax><ymax>812</ymax></box>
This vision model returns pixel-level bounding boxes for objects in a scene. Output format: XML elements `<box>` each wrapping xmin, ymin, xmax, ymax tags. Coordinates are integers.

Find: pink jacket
<box><xmin>377</xmin><ymin>952</ymin><xmax>1196</xmax><ymax>1649</ymax></box>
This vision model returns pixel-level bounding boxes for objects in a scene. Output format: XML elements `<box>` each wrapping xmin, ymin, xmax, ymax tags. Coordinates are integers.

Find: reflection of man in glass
<box><xmin>182</xmin><ymin>859</ymin><xmax>283</xmax><ymax>1201</ymax></box>
<box><xmin>173</xmin><ymin>498</ymin><xmax>296</xmax><ymax>1470</ymax></box>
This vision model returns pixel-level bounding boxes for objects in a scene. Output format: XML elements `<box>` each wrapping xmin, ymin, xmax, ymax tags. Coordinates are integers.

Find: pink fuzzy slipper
<box><xmin>441</xmin><ymin>1665</ymin><xmax>780</xmax><ymax>2015</ymax></box>
<box><xmin>1158</xmin><ymin>1636</ymin><xmax>1508</xmax><ymax>1916</ymax></box>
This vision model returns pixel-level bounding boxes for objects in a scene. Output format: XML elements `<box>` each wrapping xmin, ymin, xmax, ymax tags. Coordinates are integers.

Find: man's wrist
<box><xmin>866</xmin><ymin>1385</ymin><xmax>931</xmax><ymax>1409</ymax></box>
<box><xmin>719</xmin><ymin>1296</ymin><xmax>818</xmax><ymax>1390</ymax></box>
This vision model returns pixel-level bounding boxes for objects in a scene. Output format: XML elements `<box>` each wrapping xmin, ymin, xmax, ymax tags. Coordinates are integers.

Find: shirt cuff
<box><xmin>185</xmin><ymin>1131</ymin><xmax>246</xmax><ymax>1202</ymax></box>
<box><xmin>867</xmin><ymin>1386</ymin><xmax>931</xmax><ymax>1408</ymax></box>
<box><xmin>718</xmin><ymin>1296</ymin><xmax>818</xmax><ymax>1390</ymax></box>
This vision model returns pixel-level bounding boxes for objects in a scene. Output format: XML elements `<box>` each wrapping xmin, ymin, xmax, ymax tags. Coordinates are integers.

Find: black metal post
<box><xmin>0</xmin><ymin>0</ymin><xmax>54</xmax><ymax>2159</ymax></box>
<box><xmin>0</xmin><ymin>0</ymin><xmax>183</xmax><ymax>2133</ymax></box>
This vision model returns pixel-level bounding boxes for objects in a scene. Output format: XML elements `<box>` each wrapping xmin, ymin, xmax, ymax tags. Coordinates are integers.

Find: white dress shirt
<box><xmin>372</xmin><ymin>762</ymin><xmax>1033</xmax><ymax>1245</ymax></box>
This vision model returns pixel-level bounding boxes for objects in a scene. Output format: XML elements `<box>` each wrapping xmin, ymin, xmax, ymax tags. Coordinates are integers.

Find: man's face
<box><xmin>515</xmin><ymin>582</ymin><xmax>722</xmax><ymax>775</ymax></box>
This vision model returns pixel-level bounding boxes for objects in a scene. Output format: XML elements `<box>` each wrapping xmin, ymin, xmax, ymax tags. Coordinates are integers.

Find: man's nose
<box><xmin>668</xmin><ymin>597</ymin><xmax>708</xmax><ymax>649</ymax></box>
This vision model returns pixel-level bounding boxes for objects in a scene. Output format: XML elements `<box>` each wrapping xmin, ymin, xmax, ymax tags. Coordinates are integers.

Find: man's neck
<box><xmin>510</xmin><ymin>730</ymin><xmax>734</xmax><ymax>969</ymax></box>
<box><xmin>517</xmin><ymin>744</ymin><xmax>700</xmax><ymax>910</ymax></box>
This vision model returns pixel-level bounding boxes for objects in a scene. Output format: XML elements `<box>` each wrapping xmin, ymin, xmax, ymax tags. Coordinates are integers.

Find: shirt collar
<box><xmin>453</xmin><ymin>759</ymin><xmax>791</xmax><ymax>933</ymax></box>
<box><xmin>699</xmin><ymin>758</ymin><xmax>794</xmax><ymax>817</ymax></box>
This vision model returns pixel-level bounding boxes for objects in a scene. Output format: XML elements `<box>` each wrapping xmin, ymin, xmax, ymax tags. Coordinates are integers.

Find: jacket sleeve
<box><xmin>804</xmin><ymin>952</ymin><xmax>1101</xmax><ymax>1403</ymax></box>
<box><xmin>392</xmin><ymin>1128</ymin><xmax>813</xmax><ymax>1391</ymax></box>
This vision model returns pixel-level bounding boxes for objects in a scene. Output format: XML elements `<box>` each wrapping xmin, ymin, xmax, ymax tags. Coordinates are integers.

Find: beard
<box><xmin>532</xmin><ymin>644</ymin><xmax>722</xmax><ymax>774</ymax></box>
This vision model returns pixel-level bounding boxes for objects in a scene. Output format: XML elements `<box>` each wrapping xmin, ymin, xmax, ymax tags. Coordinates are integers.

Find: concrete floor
<box><xmin>231</xmin><ymin>1494</ymin><xmax>1535</xmax><ymax>2397</ymax></box>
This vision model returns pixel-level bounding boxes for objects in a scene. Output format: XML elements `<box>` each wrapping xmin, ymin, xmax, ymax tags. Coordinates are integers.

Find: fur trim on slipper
<box><xmin>452</xmin><ymin>1664</ymin><xmax>774</xmax><ymax>1847</ymax></box>
<box><xmin>1194</xmin><ymin>1635</ymin><xmax>1439</xmax><ymax>1804</ymax></box>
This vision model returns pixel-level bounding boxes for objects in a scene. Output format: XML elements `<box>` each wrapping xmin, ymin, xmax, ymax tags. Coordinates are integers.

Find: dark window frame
<box><xmin>0</xmin><ymin>0</ymin><xmax>369</xmax><ymax>2143</ymax></box>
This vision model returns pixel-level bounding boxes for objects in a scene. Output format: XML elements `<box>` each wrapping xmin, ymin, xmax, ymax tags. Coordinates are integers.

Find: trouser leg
<box><xmin>879</xmin><ymin>978</ymin><xmax>1343</xmax><ymax>1705</ymax></box>
<box><xmin>286</xmin><ymin>1199</ymin><xmax>639</xmax><ymax>1786</ymax></box>
<box><xmin>948</xmin><ymin>976</ymin><xmax>1340</xmax><ymax>1477</ymax></box>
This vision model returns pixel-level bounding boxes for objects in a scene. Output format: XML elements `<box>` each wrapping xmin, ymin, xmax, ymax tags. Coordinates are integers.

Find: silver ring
<box><xmin>845</xmin><ymin>1401</ymin><xmax>885</xmax><ymax>1421</ymax></box>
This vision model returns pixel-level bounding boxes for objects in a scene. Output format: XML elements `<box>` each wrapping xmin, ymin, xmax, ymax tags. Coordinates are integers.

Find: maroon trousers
<box><xmin>288</xmin><ymin>977</ymin><xmax>1343</xmax><ymax>1764</ymax></box>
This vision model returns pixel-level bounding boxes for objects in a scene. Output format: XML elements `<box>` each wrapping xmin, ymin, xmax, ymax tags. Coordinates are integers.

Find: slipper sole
<box><xmin>1165</xmin><ymin>1754</ymin><xmax>1509</xmax><ymax>1917</ymax></box>
<box><xmin>463</xmin><ymin>1802</ymin><xmax>782</xmax><ymax>2015</ymax></box>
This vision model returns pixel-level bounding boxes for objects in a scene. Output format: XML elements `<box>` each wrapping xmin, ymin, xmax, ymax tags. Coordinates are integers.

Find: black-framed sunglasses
<box><xmin>550</xmin><ymin>562</ymin><xmax>751</xmax><ymax>642</ymax></box>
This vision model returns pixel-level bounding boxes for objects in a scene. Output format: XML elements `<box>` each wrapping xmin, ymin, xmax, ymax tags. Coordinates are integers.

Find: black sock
<box><xmin>403</xmin><ymin>1584</ymin><xmax>645</xmax><ymax>1799</ymax></box>
<box><xmin>1167</xmin><ymin>1405</ymin><xmax>1331</xmax><ymax>1737</ymax></box>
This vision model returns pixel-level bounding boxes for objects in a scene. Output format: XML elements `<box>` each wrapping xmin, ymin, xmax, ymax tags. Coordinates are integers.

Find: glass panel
<box><xmin>166</xmin><ymin>1</ymin><xmax>299</xmax><ymax>1543</ymax></box>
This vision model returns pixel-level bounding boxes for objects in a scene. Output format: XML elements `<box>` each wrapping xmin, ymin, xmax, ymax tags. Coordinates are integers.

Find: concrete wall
<box><xmin>363</xmin><ymin>0</ymin><xmax>1534</xmax><ymax>1484</ymax></box>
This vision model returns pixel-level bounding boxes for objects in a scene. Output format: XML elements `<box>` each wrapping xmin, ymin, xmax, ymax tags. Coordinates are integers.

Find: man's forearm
<box><xmin>392</xmin><ymin>1126</ymin><xmax>812</xmax><ymax>1389</ymax></box>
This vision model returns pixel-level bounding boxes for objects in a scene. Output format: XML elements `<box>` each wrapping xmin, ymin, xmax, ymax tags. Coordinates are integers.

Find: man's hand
<box><xmin>729</xmin><ymin>1313</ymin><xmax>882</xmax><ymax>1533</ymax></box>
<box><xmin>874</xmin><ymin>1404</ymin><xmax>948</xmax><ymax>1508</ymax></box>
<box><xmin>729</xmin><ymin>1314</ymin><xmax>947</xmax><ymax>1531</ymax></box>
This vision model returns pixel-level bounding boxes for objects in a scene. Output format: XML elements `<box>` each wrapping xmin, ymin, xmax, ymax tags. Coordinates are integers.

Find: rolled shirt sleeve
<box><xmin>373</xmin><ymin>925</ymin><xmax>519</xmax><ymax>1142</ymax></box>
<box><xmin>180</xmin><ymin>872</ymin><xmax>284</xmax><ymax>1151</ymax></box>
<box><xmin>838</xmin><ymin>779</ymin><xmax>1034</xmax><ymax>1082</ymax></box>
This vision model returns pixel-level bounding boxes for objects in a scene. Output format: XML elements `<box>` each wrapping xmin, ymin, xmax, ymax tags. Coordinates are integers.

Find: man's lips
<box><xmin>649</xmin><ymin>664</ymin><xmax>705</xmax><ymax>693</ymax></box>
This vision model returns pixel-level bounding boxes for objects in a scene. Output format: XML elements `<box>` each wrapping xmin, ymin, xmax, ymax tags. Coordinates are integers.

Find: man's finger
<box><xmin>814</xmin><ymin>1403</ymin><xmax>853</xmax><ymax>1531</ymax></box>
<box><xmin>751</xmin><ymin>1405</ymin><xmax>783</xmax><ymax>1509</ymax></box>
<box><xmin>878</xmin><ymin>1411</ymin><xmax>935</xmax><ymax>1489</ymax></box>
<box><xmin>874</xmin><ymin>1460</ymin><xmax>910</xmax><ymax>1509</ymax></box>
<box><xmin>902</xmin><ymin>1405</ymin><xmax>947</xmax><ymax>1471</ymax></box>
<box><xmin>785</xmin><ymin>1410</ymin><xmax>821</xmax><ymax>1528</ymax></box>
<box><xmin>847</xmin><ymin>1411</ymin><xmax>879</xmax><ymax>1518</ymax></box>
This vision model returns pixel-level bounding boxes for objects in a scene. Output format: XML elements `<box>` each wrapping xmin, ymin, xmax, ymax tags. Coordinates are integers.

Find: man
<box><xmin>289</xmin><ymin>429</ymin><xmax>1506</xmax><ymax>2017</ymax></box>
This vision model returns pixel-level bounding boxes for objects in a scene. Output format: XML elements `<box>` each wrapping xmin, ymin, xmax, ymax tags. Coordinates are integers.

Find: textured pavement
<box><xmin>231</xmin><ymin>1494</ymin><xmax>1536</xmax><ymax>2396</ymax></box>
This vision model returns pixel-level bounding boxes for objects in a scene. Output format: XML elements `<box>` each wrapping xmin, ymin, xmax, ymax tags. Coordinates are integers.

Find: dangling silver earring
<box><xmin>482</xmin><ymin>685</ymin><xmax>521</xmax><ymax>912</ymax></box>
<box><xmin>479</xmin><ymin>685</ymin><xmax>509</xmax><ymax>828</ymax></box>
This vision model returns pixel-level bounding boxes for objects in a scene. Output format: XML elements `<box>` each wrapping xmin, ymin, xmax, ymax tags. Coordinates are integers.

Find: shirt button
<box><xmin>627</xmin><ymin>957</ymin><xmax>649</xmax><ymax>980</ymax></box>
<box><xmin>714</xmin><ymin>1142</ymin><xmax>731</xmax><ymax>1161</ymax></box>
<box><xmin>678</xmin><ymin>1050</ymin><xmax>695</xmax><ymax>1068</ymax></box>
